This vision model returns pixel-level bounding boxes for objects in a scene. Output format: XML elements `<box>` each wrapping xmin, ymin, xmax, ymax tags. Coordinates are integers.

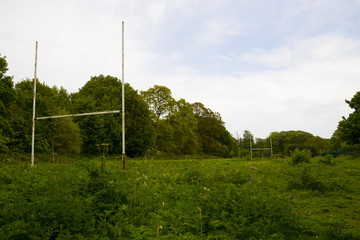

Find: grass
<box><xmin>0</xmin><ymin>155</ymin><xmax>359</xmax><ymax>239</ymax></box>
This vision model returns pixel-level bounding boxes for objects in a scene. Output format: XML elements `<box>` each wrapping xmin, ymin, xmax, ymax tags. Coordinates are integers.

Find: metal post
<box><xmin>122</xmin><ymin>21</ymin><xmax>126</xmax><ymax>170</ymax></box>
<box><xmin>36</xmin><ymin>110</ymin><xmax>121</xmax><ymax>120</ymax></box>
<box><xmin>31</xmin><ymin>41</ymin><xmax>38</xmax><ymax>167</ymax></box>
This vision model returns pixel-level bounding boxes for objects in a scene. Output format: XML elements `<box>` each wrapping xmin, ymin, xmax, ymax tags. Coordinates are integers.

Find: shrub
<box><xmin>270</xmin><ymin>153</ymin><xmax>284</xmax><ymax>159</ymax></box>
<box><xmin>288</xmin><ymin>165</ymin><xmax>326</xmax><ymax>192</ymax></box>
<box><xmin>318</xmin><ymin>154</ymin><xmax>335</xmax><ymax>165</ymax></box>
<box><xmin>326</xmin><ymin>222</ymin><xmax>360</xmax><ymax>240</ymax></box>
<box><xmin>291</xmin><ymin>148</ymin><xmax>311</xmax><ymax>165</ymax></box>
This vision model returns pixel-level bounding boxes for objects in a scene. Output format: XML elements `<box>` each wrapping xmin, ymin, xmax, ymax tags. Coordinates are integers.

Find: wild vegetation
<box><xmin>1</xmin><ymin>155</ymin><xmax>359</xmax><ymax>239</ymax></box>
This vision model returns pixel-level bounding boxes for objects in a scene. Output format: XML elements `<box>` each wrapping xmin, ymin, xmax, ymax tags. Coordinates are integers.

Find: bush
<box><xmin>291</xmin><ymin>148</ymin><xmax>311</xmax><ymax>165</ymax></box>
<box><xmin>288</xmin><ymin>165</ymin><xmax>326</xmax><ymax>192</ymax></box>
<box><xmin>326</xmin><ymin>222</ymin><xmax>360</xmax><ymax>240</ymax></box>
<box><xmin>270</xmin><ymin>153</ymin><xmax>284</xmax><ymax>159</ymax></box>
<box><xmin>318</xmin><ymin>154</ymin><xmax>335</xmax><ymax>165</ymax></box>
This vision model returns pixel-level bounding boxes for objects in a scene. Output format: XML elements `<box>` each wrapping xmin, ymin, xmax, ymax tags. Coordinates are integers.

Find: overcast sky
<box><xmin>1</xmin><ymin>0</ymin><xmax>360</xmax><ymax>139</ymax></box>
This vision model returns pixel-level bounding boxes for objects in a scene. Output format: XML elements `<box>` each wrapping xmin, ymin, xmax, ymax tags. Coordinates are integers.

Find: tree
<box><xmin>153</xmin><ymin>119</ymin><xmax>176</xmax><ymax>153</ymax></box>
<box><xmin>140</xmin><ymin>85</ymin><xmax>178</xmax><ymax>155</ymax></box>
<box><xmin>191</xmin><ymin>102</ymin><xmax>238</xmax><ymax>157</ymax></box>
<box><xmin>0</xmin><ymin>55</ymin><xmax>14</xmax><ymax>108</ymax></box>
<box><xmin>50</xmin><ymin>113</ymin><xmax>82</xmax><ymax>155</ymax></box>
<box><xmin>337</xmin><ymin>91</ymin><xmax>360</xmax><ymax>145</ymax></box>
<box><xmin>241</xmin><ymin>130</ymin><xmax>254</xmax><ymax>149</ymax></box>
<box><xmin>140</xmin><ymin>85</ymin><xmax>175</xmax><ymax>122</ymax></box>
<box><xmin>168</xmin><ymin>99</ymin><xmax>198</xmax><ymax>155</ymax></box>
<box><xmin>304</xmin><ymin>136</ymin><xmax>327</xmax><ymax>156</ymax></box>
<box><xmin>72</xmin><ymin>75</ymin><xmax>154</xmax><ymax>157</ymax></box>
<box><xmin>270</xmin><ymin>130</ymin><xmax>326</xmax><ymax>156</ymax></box>
<box><xmin>325</xmin><ymin>129</ymin><xmax>346</xmax><ymax>153</ymax></box>
<box><xmin>10</xmin><ymin>79</ymin><xmax>81</xmax><ymax>154</ymax></box>
<box><xmin>0</xmin><ymin>54</ymin><xmax>14</xmax><ymax>152</ymax></box>
<box><xmin>238</xmin><ymin>130</ymin><xmax>254</xmax><ymax>157</ymax></box>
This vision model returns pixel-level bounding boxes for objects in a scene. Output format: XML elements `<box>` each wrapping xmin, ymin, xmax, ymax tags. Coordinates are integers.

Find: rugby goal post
<box><xmin>31</xmin><ymin>21</ymin><xmax>126</xmax><ymax>168</ymax></box>
<box><xmin>250</xmin><ymin>134</ymin><xmax>273</xmax><ymax>158</ymax></box>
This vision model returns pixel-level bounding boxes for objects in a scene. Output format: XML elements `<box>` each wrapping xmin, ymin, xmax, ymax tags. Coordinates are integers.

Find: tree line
<box><xmin>236</xmin><ymin>130</ymin><xmax>328</xmax><ymax>158</ymax></box>
<box><xmin>0</xmin><ymin>55</ymin><xmax>238</xmax><ymax>158</ymax></box>
<box><xmin>1</xmin><ymin>54</ymin><xmax>359</xmax><ymax>158</ymax></box>
<box><xmin>235</xmin><ymin>92</ymin><xmax>360</xmax><ymax>157</ymax></box>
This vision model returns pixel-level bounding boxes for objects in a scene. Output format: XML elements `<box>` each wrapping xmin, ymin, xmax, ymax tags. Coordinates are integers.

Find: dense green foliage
<box><xmin>140</xmin><ymin>85</ymin><xmax>238</xmax><ymax>158</ymax></box>
<box><xmin>270</xmin><ymin>130</ymin><xmax>327</xmax><ymax>156</ymax></box>
<box><xmin>0</xmin><ymin>55</ymin><xmax>14</xmax><ymax>152</ymax></box>
<box><xmin>192</xmin><ymin>102</ymin><xmax>238</xmax><ymax>157</ymax></box>
<box><xmin>1</xmin><ymin>156</ymin><xmax>359</xmax><ymax>239</ymax></box>
<box><xmin>71</xmin><ymin>75</ymin><xmax>154</xmax><ymax>157</ymax></box>
<box><xmin>236</xmin><ymin>130</ymin><xmax>329</xmax><ymax>158</ymax></box>
<box><xmin>291</xmin><ymin>148</ymin><xmax>311</xmax><ymax>165</ymax></box>
<box><xmin>12</xmin><ymin>80</ymin><xmax>81</xmax><ymax>154</ymax></box>
<box><xmin>140</xmin><ymin>85</ymin><xmax>175</xmax><ymax>122</ymax></box>
<box><xmin>337</xmin><ymin>91</ymin><xmax>360</xmax><ymax>145</ymax></box>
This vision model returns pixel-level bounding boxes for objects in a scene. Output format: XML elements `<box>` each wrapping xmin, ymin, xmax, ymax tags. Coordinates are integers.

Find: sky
<box><xmin>1</xmin><ymin>0</ymin><xmax>360</xmax><ymax>139</ymax></box>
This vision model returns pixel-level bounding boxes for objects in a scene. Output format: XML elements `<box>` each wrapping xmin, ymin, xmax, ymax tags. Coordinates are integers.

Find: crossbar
<box><xmin>36</xmin><ymin>110</ymin><xmax>121</xmax><ymax>120</ymax></box>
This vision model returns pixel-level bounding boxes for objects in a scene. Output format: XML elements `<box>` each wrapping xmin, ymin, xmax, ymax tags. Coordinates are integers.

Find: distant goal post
<box><xmin>250</xmin><ymin>134</ymin><xmax>273</xmax><ymax>158</ymax></box>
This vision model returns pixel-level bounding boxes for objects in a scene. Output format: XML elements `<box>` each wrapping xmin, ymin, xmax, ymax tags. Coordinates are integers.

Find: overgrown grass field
<box><xmin>1</xmin><ymin>156</ymin><xmax>359</xmax><ymax>239</ymax></box>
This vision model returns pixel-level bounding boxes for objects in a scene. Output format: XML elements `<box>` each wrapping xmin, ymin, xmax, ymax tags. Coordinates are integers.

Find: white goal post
<box><xmin>31</xmin><ymin>22</ymin><xmax>126</xmax><ymax>168</ymax></box>
<box><xmin>250</xmin><ymin>134</ymin><xmax>273</xmax><ymax>158</ymax></box>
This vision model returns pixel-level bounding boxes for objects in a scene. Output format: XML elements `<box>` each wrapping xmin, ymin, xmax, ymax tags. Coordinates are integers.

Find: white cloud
<box><xmin>147</xmin><ymin>2</ymin><xmax>167</xmax><ymax>22</ymax></box>
<box><xmin>197</xmin><ymin>17</ymin><xmax>244</xmax><ymax>44</ymax></box>
<box><xmin>241</xmin><ymin>47</ymin><xmax>293</xmax><ymax>68</ymax></box>
<box><xmin>241</xmin><ymin>34</ymin><xmax>360</xmax><ymax>68</ymax></box>
<box><xmin>216</xmin><ymin>54</ymin><xmax>235</xmax><ymax>61</ymax></box>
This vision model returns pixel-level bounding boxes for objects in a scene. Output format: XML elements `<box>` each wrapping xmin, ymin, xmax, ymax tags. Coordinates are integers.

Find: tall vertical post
<box><xmin>122</xmin><ymin>21</ymin><xmax>126</xmax><ymax>170</ymax></box>
<box><xmin>31</xmin><ymin>41</ymin><xmax>38</xmax><ymax>167</ymax></box>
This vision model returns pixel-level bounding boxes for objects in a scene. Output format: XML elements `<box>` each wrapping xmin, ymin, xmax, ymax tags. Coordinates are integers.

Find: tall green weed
<box><xmin>291</xmin><ymin>148</ymin><xmax>311</xmax><ymax>165</ymax></box>
<box><xmin>1</xmin><ymin>157</ymin><xmax>359</xmax><ymax>239</ymax></box>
